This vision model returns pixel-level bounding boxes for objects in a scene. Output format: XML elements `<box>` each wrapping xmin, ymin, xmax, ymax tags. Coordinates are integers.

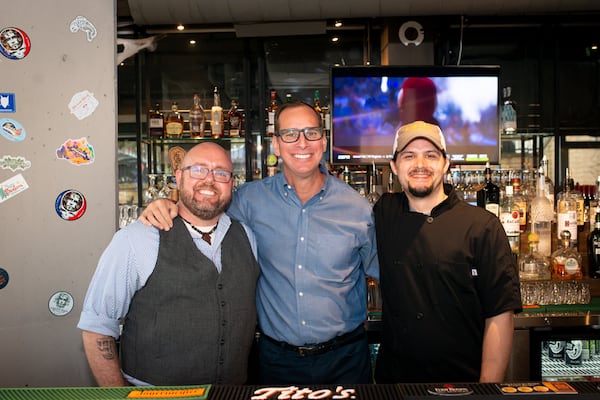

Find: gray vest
<box><xmin>121</xmin><ymin>217</ymin><xmax>259</xmax><ymax>385</ymax></box>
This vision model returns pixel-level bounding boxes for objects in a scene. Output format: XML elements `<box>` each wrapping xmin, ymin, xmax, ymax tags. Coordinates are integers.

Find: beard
<box><xmin>179</xmin><ymin>183</ymin><xmax>231</xmax><ymax>221</ymax></box>
<box><xmin>405</xmin><ymin>167</ymin><xmax>435</xmax><ymax>198</ymax></box>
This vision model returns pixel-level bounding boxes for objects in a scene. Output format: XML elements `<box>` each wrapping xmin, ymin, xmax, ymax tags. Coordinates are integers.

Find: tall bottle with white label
<box><xmin>556</xmin><ymin>168</ymin><xmax>578</xmax><ymax>248</ymax></box>
<box><xmin>210</xmin><ymin>86</ymin><xmax>223</xmax><ymax>139</ymax></box>
<box><xmin>500</xmin><ymin>184</ymin><xmax>521</xmax><ymax>259</ymax></box>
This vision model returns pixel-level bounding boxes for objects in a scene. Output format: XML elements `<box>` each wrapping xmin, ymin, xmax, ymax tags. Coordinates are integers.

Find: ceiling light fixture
<box><xmin>176</xmin><ymin>24</ymin><xmax>185</xmax><ymax>31</ymax></box>
<box><xmin>189</xmin><ymin>39</ymin><xmax>197</xmax><ymax>45</ymax></box>
<box><xmin>334</xmin><ymin>20</ymin><xmax>343</xmax><ymax>28</ymax></box>
<box><xmin>330</xmin><ymin>36</ymin><xmax>340</xmax><ymax>43</ymax></box>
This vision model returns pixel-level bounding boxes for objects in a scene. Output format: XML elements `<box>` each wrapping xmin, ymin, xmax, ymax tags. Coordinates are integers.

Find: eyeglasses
<box><xmin>181</xmin><ymin>165</ymin><xmax>233</xmax><ymax>183</ymax></box>
<box><xmin>277</xmin><ymin>127</ymin><xmax>324</xmax><ymax>143</ymax></box>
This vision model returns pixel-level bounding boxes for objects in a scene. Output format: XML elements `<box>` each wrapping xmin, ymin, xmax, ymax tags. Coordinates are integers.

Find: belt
<box><xmin>260</xmin><ymin>325</ymin><xmax>366</xmax><ymax>357</ymax></box>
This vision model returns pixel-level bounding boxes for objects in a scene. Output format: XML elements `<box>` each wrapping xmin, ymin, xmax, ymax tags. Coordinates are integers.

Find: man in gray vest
<box><xmin>78</xmin><ymin>142</ymin><xmax>259</xmax><ymax>386</ymax></box>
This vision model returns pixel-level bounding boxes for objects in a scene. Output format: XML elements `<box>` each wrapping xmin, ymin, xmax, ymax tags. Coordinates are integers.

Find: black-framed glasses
<box><xmin>277</xmin><ymin>127</ymin><xmax>324</xmax><ymax>143</ymax></box>
<box><xmin>181</xmin><ymin>165</ymin><xmax>233</xmax><ymax>183</ymax></box>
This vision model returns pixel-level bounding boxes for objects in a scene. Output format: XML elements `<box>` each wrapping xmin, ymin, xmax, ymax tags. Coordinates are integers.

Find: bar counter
<box><xmin>2</xmin><ymin>381</ymin><xmax>600</xmax><ymax>400</ymax></box>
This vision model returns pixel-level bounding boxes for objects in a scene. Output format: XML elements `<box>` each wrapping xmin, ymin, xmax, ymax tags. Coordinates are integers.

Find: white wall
<box><xmin>0</xmin><ymin>0</ymin><xmax>116</xmax><ymax>387</ymax></box>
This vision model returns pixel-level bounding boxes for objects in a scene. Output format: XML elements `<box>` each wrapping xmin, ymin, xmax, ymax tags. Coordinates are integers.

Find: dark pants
<box><xmin>257</xmin><ymin>327</ymin><xmax>373</xmax><ymax>385</ymax></box>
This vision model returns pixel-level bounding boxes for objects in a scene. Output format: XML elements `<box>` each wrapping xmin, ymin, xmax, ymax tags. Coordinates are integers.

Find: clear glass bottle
<box><xmin>501</xmin><ymin>86</ymin><xmax>517</xmax><ymax>134</ymax></box>
<box><xmin>541</xmin><ymin>155</ymin><xmax>555</xmax><ymax>206</ymax></box>
<box><xmin>266</xmin><ymin>89</ymin><xmax>278</xmax><ymax>137</ymax></box>
<box><xmin>164</xmin><ymin>102</ymin><xmax>184</xmax><ymax>138</ymax></box>
<box><xmin>588</xmin><ymin>207</ymin><xmax>600</xmax><ymax>279</ymax></box>
<box><xmin>227</xmin><ymin>99</ymin><xmax>243</xmax><ymax>137</ymax></box>
<box><xmin>189</xmin><ymin>93</ymin><xmax>205</xmax><ymax>139</ymax></box>
<box><xmin>519</xmin><ymin>232</ymin><xmax>550</xmax><ymax>280</ymax></box>
<box><xmin>210</xmin><ymin>86</ymin><xmax>223</xmax><ymax>139</ymax></box>
<box><xmin>148</xmin><ymin>102</ymin><xmax>164</xmax><ymax>138</ymax></box>
<box><xmin>500</xmin><ymin>184</ymin><xmax>521</xmax><ymax>259</ymax></box>
<box><xmin>551</xmin><ymin>230</ymin><xmax>583</xmax><ymax>280</ymax></box>
<box><xmin>567</xmin><ymin>171</ymin><xmax>585</xmax><ymax>229</ymax></box>
<box><xmin>476</xmin><ymin>162</ymin><xmax>500</xmax><ymax>217</ymax></box>
<box><xmin>530</xmin><ymin>166</ymin><xmax>554</xmax><ymax>257</ymax></box>
<box><xmin>556</xmin><ymin>168</ymin><xmax>578</xmax><ymax>247</ymax></box>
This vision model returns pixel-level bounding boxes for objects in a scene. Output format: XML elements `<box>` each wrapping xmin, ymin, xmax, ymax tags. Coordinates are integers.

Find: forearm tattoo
<box><xmin>96</xmin><ymin>338</ymin><xmax>117</xmax><ymax>360</ymax></box>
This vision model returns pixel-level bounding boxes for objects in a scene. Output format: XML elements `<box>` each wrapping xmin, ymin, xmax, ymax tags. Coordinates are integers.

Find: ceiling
<box><xmin>119</xmin><ymin>0</ymin><xmax>600</xmax><ymax>29</ymax></box>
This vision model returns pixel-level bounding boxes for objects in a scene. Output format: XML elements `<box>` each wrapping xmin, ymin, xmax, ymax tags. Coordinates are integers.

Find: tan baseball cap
<box><xmin>392</xmin><ymin>120</ymin><xmax>447</xmax><ymax>156</ymax></box>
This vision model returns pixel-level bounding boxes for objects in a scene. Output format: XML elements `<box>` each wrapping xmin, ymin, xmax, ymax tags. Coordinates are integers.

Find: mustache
<box><xmin>408</xmin><ymin>167</ymin><xmax>432</xmax><ymax>175</ymax></box>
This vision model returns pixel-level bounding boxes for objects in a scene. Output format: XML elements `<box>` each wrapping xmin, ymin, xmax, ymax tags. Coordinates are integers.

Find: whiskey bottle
<box><xmin>500</xmin><ymin>184</ymin><xmax>521</xmax><ymax>258</ymax></box>
<box><xmin>210</xmin><ymin>86</ymin><xmax>223</xmax><ymax>139</ymax></box>
<box><xmin>511</xmin><ymin>177</ymin><xmax>528</xmax><ymax>231</ymax></box>
<box><xmin>551</xmin><ymin>230</ymin><xmax>582</xmax><ymax>280</ymax></box>
<box><xmin>556</xmin><ymin>168</ymin><xmax>578</xmax><ymax>247</ymax></box>
<box><xmin>266</xmin><ymin>89</ymin><xmax>278</xmax><ymax>137</ymax></box>
<box><xmin>189</xmin><ymin>94</ymin><xmax>205</xmax><ymax>139</ymax></box>
<box><xmin>476</xmin><ymin>162</ymin><xmax>500</xmax><ymax>217</ymax></box>
<box><xmin>589</xmin><ymin>208</ymin><xmax>600</xmax><ymax>278</ymax></box>
<box><xmin>227</xmin><ymin>99</ymin><xmax>243</xmax><ymax>137</ymax></box>
<box><xmin>164</xmin><ymin>102</ymin><xmax>184</xmax><ymax>138</ymax></box>
<box><xmin>148</xmin><ymin>103</ymin><xmax>164</xmax><ymax>138</ymax></box>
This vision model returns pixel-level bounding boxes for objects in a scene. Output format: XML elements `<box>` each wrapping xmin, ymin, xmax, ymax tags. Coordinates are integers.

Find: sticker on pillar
<box><xmin>69</xmin><ymin>90</ymin><xmax>99</xmax><ymax>120</ymax></box>
<box><xmin>0</xmin><ymin>118</ymin><xmax>25</xmax><ymax>142</ymax></box>
<box><xmin>0</xmin><ymin>155</ymin><xmax>31</xmax><ymax>171</ymax></box>
<box><xmin>0</xmin><ymin>268</ymin><xmax>9</xmax><ymax>289</ymax></box>
<box><xmin>0</xmin><ymin>27</ymin><xmax>31</xmax><ymax>60</ymax></box>
<box><xmin>69</xmin><ymin>16</ymin><xmax>97</xmax><ymax>42</ymax></box>
<box><xmin>0</xmin><ymin>93</ymin><xmax>16</xmax><ymax>113</ymax></box>
<box><xmin>56</xmin><ymin>137</ymin><xmax>95</xmax><ymax>165</ymax></box>
<box><xmin>0</xmin><ymin>173</ymin><xmax>29</xmax><ymax>203</ymax></box>
<box><xmin>55</xmin><ymin>189</ymin><xmax>87</xmax><ymax>221</ymax></box>
<box><xmin>48</xmin><ymin>291</ymin><xmax>74</xmax><ymax>316</ymax></box>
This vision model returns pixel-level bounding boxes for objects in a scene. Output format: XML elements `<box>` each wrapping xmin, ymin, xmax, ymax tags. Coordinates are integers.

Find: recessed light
<box><xmin>189</xmin><ymin>39</ymin><xmax>196</xmax><ymax>45</ymax></box>
<box><xmin>334</xmin><ymin>20</ymin><xmax>343</xmax><ymax>28</ymax></box>
<box><xmin>177</xmin><ymin>24</ymin><xmax>185</xmax><ymax>31</ymax></box>
<box><xmin>331</xmin><ymin>36</ymin><xmax>340</xmax><ymax>42</ymax></box>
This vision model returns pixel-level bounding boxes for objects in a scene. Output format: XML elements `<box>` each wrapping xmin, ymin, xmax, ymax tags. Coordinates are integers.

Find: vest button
<box><xmin>217</xmin><ymin>284</ymin><xmax>223</xmax><ymax>289</ymax></box>
<box><xmin>221</xmin><ymin>301</ymin><xmax>226</xmax><ymax>307</ymax></box>
<box><xmin>416</xmin><ymin>312</ymin><xmax>424</xmax><ymax>320</ymax></box>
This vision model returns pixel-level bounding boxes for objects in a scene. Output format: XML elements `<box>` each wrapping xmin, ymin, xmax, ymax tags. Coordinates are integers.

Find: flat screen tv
<box><xmin>330</xmin><ymin>65</ymin><xmax>500</xmax><ymax>165</ymax></box>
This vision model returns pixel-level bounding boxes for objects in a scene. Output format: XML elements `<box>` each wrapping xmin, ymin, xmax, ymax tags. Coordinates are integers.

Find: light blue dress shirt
<box><xmin>227</xmin><ymin>166</ymin><xmax>379</xmax><ymax>346</ymax></box>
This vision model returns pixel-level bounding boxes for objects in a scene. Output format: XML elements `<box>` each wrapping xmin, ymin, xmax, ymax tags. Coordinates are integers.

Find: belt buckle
<box><xmin>297</xmin><ymin>345</ymin><xmax>316</xmax><ymax>357</ymax></box>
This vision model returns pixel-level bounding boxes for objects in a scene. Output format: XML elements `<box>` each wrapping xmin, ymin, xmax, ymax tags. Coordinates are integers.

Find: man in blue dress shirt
<box><xmin>141</xmin><ymin>101</ymin><xmax>379</xmax><ymax>385</ymax></box>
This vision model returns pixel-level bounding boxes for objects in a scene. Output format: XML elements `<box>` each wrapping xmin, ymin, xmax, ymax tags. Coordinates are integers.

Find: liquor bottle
<box><xmin>551</xmin><ymin>230</ymin><xmax>583</xmax><ymax>280</ymax></box>
<box><xmin>556</xmin><ymin>168</ymin><xmax>578</xmax><ymax>247</ymax></box>
<box><xmin>541</xmin><ymin>156</ymin><xmax>555</xmax><ymax>206</ymax></box>
<box><xmin>500</xmin><ymin>184</ymin><xmax>521</xmax><ymax>259</ymax></box>
<box><xmin>530</xmin><ymin>166</ymin><xmax>554</xmax><ymax>257</ymax></box>
<box><xmin>510</xmin><ymin>176</ymin><xmax>528</xmax><ymax>231</ymax></box>
<box><xmin>148</xmin><ymin>103</ymin><xmax>164</xmax><ymax>138</ymax></box>
<box><xmin>285</xmin><ymin>93</ymin><xmax>293</xmax><ymax>103</ymax></box>
<box><xmin>519</xmin><ymin>232</ymin><xmax>550</xmax><ymax>280</ymax></box>
<box><xmin>210</xmin><ymin>86</ymin><xmax>223</xmax><ymax>139</ymax></box>
<box><xmin>501</xmin><ymin>86</ymin><xmax>517</xmax><ymax>134</ymax></box>
<box><xmin>266</xmin><ymin>89</ymin><xmax>278</xmax><ymax>137</ymax></box>
<box><xmin>566</xmin><ymin>171</ymin><xmax>585</xmax><ymax>229</ymax></box>
<box><xmin>476</xmin><ymin>162</ymin><xmax>500</xmax><ymax>217</ymax></box>
<box><xmin>164</xmin><ymin>102</ymin><xmax>184</xmax><ymax>138</ymax></box>
<box><xmin>590</xmin><ymin>176</ymin><xmax>600</xmax><ymax>231</ymax></box>
<box><xmin>189</xmin><ymin>94</ymin><xmax>205</xmax><ymax>139</ymax></box>
<box><xmin>227</xmin><ymin>99</ymin><xmax>243</xmax><ymax>137</ymax></box>
<box><xmin>589</xmin><ymin>208</ymin><xmax>600</xmax><ymax>278</ymax></box>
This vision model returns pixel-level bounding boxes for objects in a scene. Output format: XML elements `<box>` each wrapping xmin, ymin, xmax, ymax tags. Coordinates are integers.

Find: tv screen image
<box><xmin>330</xmin><ymin>65</ymin><xmax>500</xmax><ymax>165</ymax></box>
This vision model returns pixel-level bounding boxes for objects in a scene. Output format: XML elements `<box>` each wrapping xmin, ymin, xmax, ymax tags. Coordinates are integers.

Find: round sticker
<box><xmin>0</xmin><ymin>118</ymin><xmax>26</xmax><ymax>142</ymax></box>
<box><xmin>0</xmin><ymin>268</ymin><xmax>9</xmax><ymax>290</ymax></box>
<box><xmin>48</xmin><ymin>291</ymin><xmax>74</xmax><ymax>316</ymax></box>
<box><xmin>55</xmin><ymin>189</ymin><xmax>87</xmax><ymax>221</ymax></box>
<box><xmin>0</xmin><ymin>27</ymin><xmax>31</xmax><ymax>60</ymax></box>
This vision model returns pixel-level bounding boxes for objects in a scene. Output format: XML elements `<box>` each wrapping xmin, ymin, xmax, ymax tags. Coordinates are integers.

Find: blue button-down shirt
<box><xmin>228</xmin><ymin>167</ymin><xmax>379</xmax><ymax>346</ymax></box>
